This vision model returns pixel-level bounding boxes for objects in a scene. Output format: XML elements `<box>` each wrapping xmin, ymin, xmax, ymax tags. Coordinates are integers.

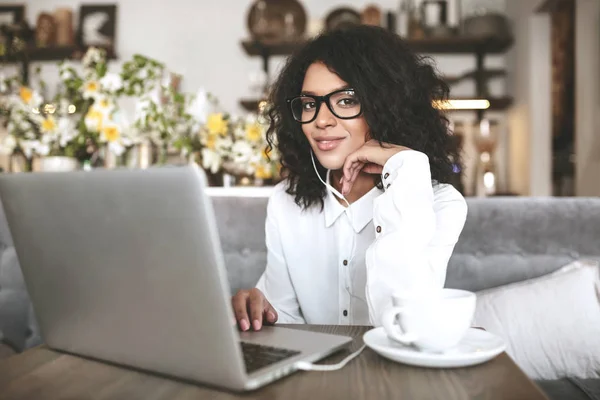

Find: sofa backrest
<box><xmin>445</xmin><ymin>197</ymin><xmax>600</xmax><ymax>291</ymax></box>
<box><xmin>2</xmin><ymin>193</ymin><xmax>599</xmax><ymax>352</ymax></box>
<box><xmin>210</xmin><ymin>195</ymin><xmax>600</xmax><ymax>294</ymax></box>
<box><xmin>0</xmin><ymin>197</ymin><xmax>32</xmax><ymax>351</ymax></box>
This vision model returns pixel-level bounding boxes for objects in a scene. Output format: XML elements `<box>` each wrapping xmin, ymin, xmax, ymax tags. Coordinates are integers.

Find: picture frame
<box><xmin>0</xmin><ymin>5</ymin><xmax>26</xmax><ymax>56</ymax></box>
<box><xmin>0</xmin><ymin>5</ymin><xmax>25</xmax><ymax>28</ymax></box>
<box><xmin>77</xmin><ymin>4</ymin><xmax>117</xmax><ymax>54</ymax></box>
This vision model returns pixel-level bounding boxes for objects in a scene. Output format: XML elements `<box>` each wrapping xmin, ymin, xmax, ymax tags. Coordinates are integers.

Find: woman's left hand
<box><xmin>341</xmin><ymin>140</ymin><xmax>411</xmax><ymax>195</ymax></box>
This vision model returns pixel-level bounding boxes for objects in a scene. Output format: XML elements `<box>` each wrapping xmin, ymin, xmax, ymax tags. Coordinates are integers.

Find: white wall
<box><xmin>10</xmin><ymin>0</ymin><xmax>512</xmax><ymax>190</ymax></box>
<box><xmin>21</xmin><ymin>0</ymin><xmax>506</xmax><ymax>111</ymax></box>
<box><xmin>575</xmin><ymin>0</ymin><xmax>600</xmax><ymax>196</ymax></box>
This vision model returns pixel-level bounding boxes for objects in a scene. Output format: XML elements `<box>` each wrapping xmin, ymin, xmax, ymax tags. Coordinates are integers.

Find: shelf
<box><xmin>241</xmin><ymin>35</ymin><xmax>514</xmax><ymax>57</ymax></box>
<box><xmin>240</xmin><ymin>99</ymin><xmax>260</xmax><ymax>112</ymax></box>
<box><xmin>404</xmin><ymin>35</ymin><xmax>513</xmax><ymax>54</ymax></box>
<box><xmin>240</xmin><ymin>96</ymin><xmax>513</xmax><ymax>113</ymax></box>
<box><xmin>240</xmin><ymin>98</ymin><xmax>268</xmax><ymax>112</ymax></box>
<box><xmin>240</xmin><ymin>34</ymin><xmax>514</xmax><ymax>118</ymax></box>
<box><xmin>241</xmin><ymin>40</ymin><xmax>305</xmax><ymax>57</ymax></box>
<box><xmin>1</xmin><ymin>45</ymin><xmax>117</xmax><ymax>63</ymax></box>
<box><xmin>536</xmin><ymin>0</ymin><xmax>564</xmax><ymax>12</ymax></box>
<box><xmin>485</xmin><ymin>97</ymin><xmax>513</xmax><ymax>110</ymax></box>
<box><xmin>444</xmin><ymin>69</ymin><xmax>506</xmax><ymax>85</ymax></box>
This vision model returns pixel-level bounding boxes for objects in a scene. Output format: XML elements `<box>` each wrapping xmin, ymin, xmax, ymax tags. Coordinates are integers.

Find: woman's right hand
<box><xmin>231</xmin><ymin>288</ymin><xmax>278</xmax><ymax>331</ymax></box>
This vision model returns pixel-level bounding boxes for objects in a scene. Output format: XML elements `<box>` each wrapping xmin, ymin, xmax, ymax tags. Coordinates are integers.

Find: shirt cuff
<box><xmin>380</xmin><ymin>150</ymin><xmax>429</xmax><ymax>190</ymax></box>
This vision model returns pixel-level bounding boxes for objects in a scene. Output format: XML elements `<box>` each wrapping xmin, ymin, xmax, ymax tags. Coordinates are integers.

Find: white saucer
<box><xmin>363</xmin><ymin>327</ymin><xmax>506</xmax><ymax>368</ymax></box>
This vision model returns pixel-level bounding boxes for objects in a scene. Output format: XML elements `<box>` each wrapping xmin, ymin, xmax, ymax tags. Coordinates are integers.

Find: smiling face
<box><xmin>299</xmin><ymin>62</ymin><xmax>370</xmax><ymax>171</ymax></box>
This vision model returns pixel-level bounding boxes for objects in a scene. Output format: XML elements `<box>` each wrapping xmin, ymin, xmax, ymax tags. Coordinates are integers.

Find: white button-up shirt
<box><xmin>256</xmin><ymin>150</ymin><xmax>468</xmax><ymax>326</ymax></box>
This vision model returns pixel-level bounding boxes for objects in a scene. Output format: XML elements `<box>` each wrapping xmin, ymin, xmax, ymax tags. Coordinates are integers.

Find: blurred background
<box><xmin>0</xmin><ymin>0</ymin><xmax>598</xmax><ymax>198</ymax></box>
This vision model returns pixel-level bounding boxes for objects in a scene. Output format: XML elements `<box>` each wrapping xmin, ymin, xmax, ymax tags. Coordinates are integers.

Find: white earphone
<box><xmin>310</xmin><ymin>150</ymin><xmax>348</xmax><ymax>206</ymax></box>
<box><xmin>310</xmin><ymin>150</ymin><xmax>355</xmax><ymax>265</ymax></box>
<box><xmin>297</xmin><ymin>152</ymin><xmax>367</xmax><ymax>372</ymax></box>
<box><xmin>310</xmin><ymin>150</ymin><xmax>366</xmax><ymax>305</ymax></box>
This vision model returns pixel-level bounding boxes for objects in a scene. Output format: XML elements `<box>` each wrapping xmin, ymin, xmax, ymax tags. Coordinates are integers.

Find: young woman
<box><xmin>232</xmin><ymin>25</ymin><xmax>467</xmax><ymax>331</ymax></box>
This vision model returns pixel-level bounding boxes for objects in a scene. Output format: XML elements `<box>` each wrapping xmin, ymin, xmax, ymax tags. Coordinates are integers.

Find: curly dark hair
<box><xmin>266</xmin><ymin>24</ymin><xmax>456</xmax><ymax>210</ymax></box>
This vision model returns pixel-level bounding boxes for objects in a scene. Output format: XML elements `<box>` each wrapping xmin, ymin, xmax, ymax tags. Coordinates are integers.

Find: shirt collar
<box><xmin>323</xmin><ymin>170</ymin><xmax>382</xmax><ymax>233</ymax></box>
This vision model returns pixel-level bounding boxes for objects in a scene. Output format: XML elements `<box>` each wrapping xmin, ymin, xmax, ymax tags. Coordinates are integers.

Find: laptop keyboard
<box><xmin>240</xmin><ymin>342</ymin><xmax>301</xmax><ymax>374</ymax></box>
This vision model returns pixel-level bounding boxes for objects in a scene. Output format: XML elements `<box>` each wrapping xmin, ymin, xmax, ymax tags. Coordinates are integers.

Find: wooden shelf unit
<box><xmin>241</xmin><ymin>35</ymin><xmax>513</xmax><ymax>57</ymax></box>
<box><xmin>1</xmin><ymin>45</ymin><xmax>117</xmax><ymax>63</ymax></box>
<box><xmin>240</xmin><ymin>34</ymin><xmax>514</xmax><ymax>117</ymax></box>
<box><xmin>240</xmin><ymin>96</ymin><xmax>514</xmax><ymax>113</ymax></box>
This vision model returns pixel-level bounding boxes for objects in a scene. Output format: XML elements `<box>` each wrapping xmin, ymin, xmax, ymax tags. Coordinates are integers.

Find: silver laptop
<box><xmin>0</xmin><ymin>165</ymin><xmax>352</xmax><ymax>391</ymax></box>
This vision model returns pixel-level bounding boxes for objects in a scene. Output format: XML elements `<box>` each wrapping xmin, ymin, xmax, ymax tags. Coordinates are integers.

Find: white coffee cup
<box><xmin>381</xmin><ymin>289</ymin><xmax>476</xmax><ymax>353</ymax></box>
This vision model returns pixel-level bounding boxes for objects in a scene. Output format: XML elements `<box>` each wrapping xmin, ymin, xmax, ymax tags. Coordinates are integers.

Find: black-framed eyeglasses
<box><xmin>286</xmin><ymin>88</ymin><xmax>362</xmax><ymax>124</ymax></box>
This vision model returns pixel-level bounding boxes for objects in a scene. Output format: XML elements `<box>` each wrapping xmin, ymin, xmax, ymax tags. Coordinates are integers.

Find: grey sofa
<box><xmin>1</xmin><ymin>194</ymin><xmax>599</xmax><ymax>399</ymax></box>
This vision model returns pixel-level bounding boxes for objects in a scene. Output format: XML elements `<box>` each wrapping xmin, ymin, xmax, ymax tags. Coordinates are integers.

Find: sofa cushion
<box><xmin>446</xmin><ymin>198</ymin><xmax>600</xmax><ymax>292</ymax></box>
<box><xmin>537</xmin><ymin>378</ymin><xmax>600</xmax><ymax>400</ymax></box>
<box><xmin>0</xmin><ymin>216</ymin><xmax>30</xmax><ymax>352</ymax></box>
<box><xmin>473</xmin><ymin>259</ymin><xmax>600</xmax><ymax>380</ymax></box>
<box><xmin>211</xmin><ymin>195</ymin><xmax>268</xmax><ymax>294</ymax></box>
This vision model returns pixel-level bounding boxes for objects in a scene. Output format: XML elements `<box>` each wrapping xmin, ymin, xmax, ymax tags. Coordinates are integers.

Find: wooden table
<box><xmin>0</xmin><ymin>325</ymin><xmax>548</xmax><ymax>400</ymax></box>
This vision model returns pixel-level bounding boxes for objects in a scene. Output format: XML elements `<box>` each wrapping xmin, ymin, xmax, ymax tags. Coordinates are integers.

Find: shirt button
<box><xmin>343</xmin><ymin>259</ymin><xmax>348</xmax><ymax>266</ymax></box>
<box><xmin>376</xmin><ymin>225</ymin><xmax>382</xmax><ymax>233</ymax></box>
<box><xmin>343</xmin><ymin>310</ymin><xmax>348</xmax><ymax>317</ymax></box>
<box><xmin>384</xmin><ymin>172</ymin><xmax>389</xmax><ymax>179</ymax></box>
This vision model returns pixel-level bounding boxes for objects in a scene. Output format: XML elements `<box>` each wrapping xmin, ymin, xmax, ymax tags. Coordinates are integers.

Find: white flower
<box><xmin>148</xmin><ymin>87</ymin><xmax>161</xmax><ymax>105</ymax></box>
<box><xmin>30</xmin><ymin>91</ymin><xmax>43</xmax><ymax>108</ymax></box>
<box><xmin>35</xmin><ymin>143</ymin><xmax>50</xmax><ymax>156</ymax></box>
<box><xmin>58</xmin><ymin>117</ymin><xmax>77</xmax><ymax>147</ymax></box>
<box><xmin>245</xmin><ymin>113</ymin><xmax>258</xmax><ymax>124</ymax></box>
<box><xmin>59</xmin><ymin>61</ymin><xmax>75</xmax><ymax>81</ymax></box>
<box><xmin>134</xmin><ymin>98</ymin><xmax>152</xmax><ymax>122</ymax></box>
<box><xmin>85</xmin><ymin>108</ymin><xmax>105</xmax><ymax>132</ymax></box>
<box><xmin>121</xmin><ymin>136</ymin><xmax>133</xmax><ymax>148</ymax></box>
<box><xmin>14</xmin><ymin>112</ymin><xmax>26</xmax><ymax>123</ymax></box>
<box><xmin>60</xmin><ymin>69</ymin><xmax>73</xmax><ymax>81</ymax></box>
<box><xmin>233</xmin><ymin>125</ymin><xmax>246</xmax><ymax>140</ymax></box>
<box><xmin>82</xmin><ymin>80</ymin><xmax>101</xmax><ymax>99</ymax></box>
<box><xmin>0</xmin><ymin>135</ymin><xmax>17</xmax><ymax>155</ymax></box>
<box><xmin>58</xmin><ymin>117</ymin><xmax>74</xmax><ymax>132</ymax></box>
<box><xmin>231</xmin><ymin>140</ymin><xmax>254</xmax><ymax>164</ymax></box>
<box><xmin>20</xmin><ymin>140</ymin><xmax>38</xmax><ymax>158</ymax></box>
<box><xmin>41</xmin><ymin>133</ymin><xmax>54</xmax><ymax>144</ymax></box>
<box><xmin>40</xmin><ymin>116</ymin><xmax>58</xmax><ymax>134</ymax></box>
<box><xmin>137</xmin><ymin>68</ymin><xmax>149</xmax><ymax>80</ymax></box>
<box><xmin>82</xmin><ymin>47</ymin><xmax>104</xmax><ymax>68</ymax></box>
<box><xmin>99</xmin><ymin>123</ymin><xmax>121</xmax><ymax>143</ymax></box>
<box><xmin>59</xmin><ymin>98</ymin><xmax>71</xmax><ymax>114</ymax></box>
<box><xmin>201</xmin><ymin>148</ymin><xmax>222</xmax><ymax>174</ymax></box>
<box><xmin>215</xmin><ymin>136</ymin><xmax>233</xmax><ymax>152</ymax></box>
<box><xmin>187</xmin><ymin>89</ymin><xmax>210</xmax><ymax>126</ymax></box>
<box><xmin>131</xmin><ymin>81</ymin><xmax>143</xmax><ymax>96</ymax></box>
<box><xmin>93</xmin><ymin>95</ymin><xmax>114</xmax><ymax>115</ymax></box>
<box><xmin>108</xmin><ymin>141</ymin><xmax>125</xmax><ymax>156</ymax></box>
<box><xmin>100</xmin><ymin>73</ymin><xmax>123</xmax><ymax>93</ymax></box>
<box><xmin>59</xmin><ymin>134</ymin><xmax>75</xmax><ymax>148</ymax></box>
